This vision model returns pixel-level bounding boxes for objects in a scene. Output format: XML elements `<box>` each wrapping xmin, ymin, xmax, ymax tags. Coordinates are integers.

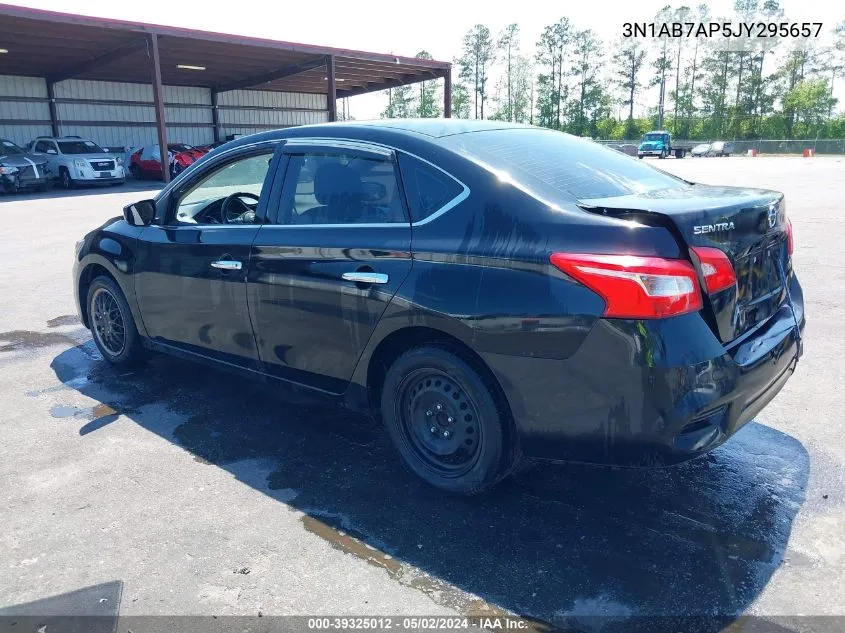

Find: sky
<box><xmin>6</xmin><ymin>0</ymin><xmax>844</xmax><ymax>118</ymax></box>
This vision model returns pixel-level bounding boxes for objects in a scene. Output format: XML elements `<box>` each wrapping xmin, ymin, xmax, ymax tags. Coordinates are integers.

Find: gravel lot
<box><xmin>0</xmin><ymin>156</ymin><xmax>843</xmax><ymax>631</ymax></box>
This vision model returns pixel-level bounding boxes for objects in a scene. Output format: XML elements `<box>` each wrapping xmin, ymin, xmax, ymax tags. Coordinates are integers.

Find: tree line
<box><xmin>380</xmin><ymin>2</ymin><xmax>845</xmax><ymax>141</ymax></box>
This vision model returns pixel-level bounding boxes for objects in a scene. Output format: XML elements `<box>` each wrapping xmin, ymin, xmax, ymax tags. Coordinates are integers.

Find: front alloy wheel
<box><xmin>91</xmin><ymin>287</ymin><xmax>126</xmax><ymax>357</ymax></box>
<box><xmin>86</xmin><ymin>276</ymin><xmax>144</xmax><ymax>365</ymax></box>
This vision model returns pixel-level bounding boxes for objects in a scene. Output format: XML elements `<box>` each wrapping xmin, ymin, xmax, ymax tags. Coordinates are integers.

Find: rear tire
<box><xmin>380</xmin><ymin>346</ymin><xmax>515</xmax><ymax>495</ymax></box>
<box><xmin>87</xmin><ymin>276</ymin><xmax>145</xmax><ymax>366</ymax></box>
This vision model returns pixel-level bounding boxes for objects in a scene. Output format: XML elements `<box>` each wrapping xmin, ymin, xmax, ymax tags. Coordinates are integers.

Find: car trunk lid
<box><xmin>579</xmin><ymin>184</ymin><xmax>791</xmax><ymax>343</ymax></box>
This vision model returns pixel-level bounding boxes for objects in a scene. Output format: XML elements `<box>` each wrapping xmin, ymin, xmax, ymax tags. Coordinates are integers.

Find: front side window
<box><xmin>35</xmin><ymin>141</ymin><xmax>55</xmax><ymax>153</ymax></box>
<box><xmin>57</xmin><ymin>140</ymin><xmax>105</xmax><ymax>154</ymax></box>
<box><xmin>173</xmin><ymin>151</ymin><xmax>274</xmax><ymax>225</ymax></box>
<box><xmin>276</xmin><ymin>152</ymin><xmax>407</xmax><ymax>225</ymax></box>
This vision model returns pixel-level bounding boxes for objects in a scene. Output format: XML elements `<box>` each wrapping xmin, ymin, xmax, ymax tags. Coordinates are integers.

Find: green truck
<box><xmin>637</xmin><ymin>130</ymin><xmax>693</xmax><ymax>159</ymax></box>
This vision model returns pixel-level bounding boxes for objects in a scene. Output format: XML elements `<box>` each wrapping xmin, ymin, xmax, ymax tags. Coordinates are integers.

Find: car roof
<box><xmin>218</xmin><ymin>119</ymin><xmax>541</xmax><ymax>153</ymax></box>
<box><xmin>34</xmin><ymin>136</ymin><xmax>90</xmax><ymax>142</ymax></box>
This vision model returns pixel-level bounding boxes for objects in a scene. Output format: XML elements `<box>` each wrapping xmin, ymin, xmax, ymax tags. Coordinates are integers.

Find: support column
<box><xmin>326</xmin><ymin>55</ymin><xmax>337</xmax><ymax>122</ymax></box>
<box><xmin>46</xmin><ymin>81</ymin><xmax>59</xmax><ymax>137</ymax></box>
<box><xmin>148</xmin><ymin>33</ymin><xmax>170</xmax><ymax>183</ymax></box>
<box><xmin>211</xmin><ymin>90</ymin><xmax>221</xmax><ymax>143</ymax></box>
<box><xmin>443</xmin><ymin>67</ymin><xmax>452</xmax><ymax>118</ymax></box>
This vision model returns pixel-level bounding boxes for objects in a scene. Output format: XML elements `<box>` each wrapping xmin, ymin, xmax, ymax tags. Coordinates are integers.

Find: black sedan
<box><xmin>0</xmin><ymin>138</ymin><xmax>49</xmax><ymax>193</ymax></box>
<box><xmin>72</xmin><ymin>120</ymin><xmax>805</xmax><ymax>494</ymax></box>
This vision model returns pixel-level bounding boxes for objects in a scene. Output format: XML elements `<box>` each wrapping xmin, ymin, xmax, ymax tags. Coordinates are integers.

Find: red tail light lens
<box><xmin>691</xmin><ymin>247</ymin><xmax>737</xmax><ymax>294</ymax></box>
<box><xmin>550</xmin><ymin>253</ymin><xmax>703</xmax><ymax>319</ymax></box>
<box><xmin>786</xmin><ymin>218</ymin><xmax>794</xmax><ymax>256</ymax></box>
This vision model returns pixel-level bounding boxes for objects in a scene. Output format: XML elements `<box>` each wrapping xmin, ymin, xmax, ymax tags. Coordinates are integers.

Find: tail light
<box><xmin>786</xmin><ymin>218</ymin><xmax>794</xmax><ymax>256</ymax></box>
<box><xmin>550</xmin><ymin>253</ymin><xmax>702</xmax><ymax>319</ymax></box>
<box><xmin>691</xmin><ymin>247</ymin><xmax>736</xmax><ymax>294</ymax></box>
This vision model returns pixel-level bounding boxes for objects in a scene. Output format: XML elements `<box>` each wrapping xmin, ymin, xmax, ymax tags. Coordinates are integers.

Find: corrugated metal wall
<box><xmin>1</xmin><ymin>74</ymin><xmax>328</xmax><ymax>149</ymax></box>
<box><xmin>218</xmin><ymin>90</ymin><xmax>328</xmax><ymax>139</ymax></box>
<box><xmin>0</xmin><ymin>75</ymin><xmax>52</xmax><ymax>144</ymax></box>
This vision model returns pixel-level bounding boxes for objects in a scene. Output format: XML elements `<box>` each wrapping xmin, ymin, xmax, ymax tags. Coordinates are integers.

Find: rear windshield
<box><xmin>58</xmin><ymin>140</ymin><xmax>105</xmax><ymax>154</ymax></box>
<box><xmin>441</xmin><ymin>128</ymin><xmax>683</xmax><ymax>201</ymax></box>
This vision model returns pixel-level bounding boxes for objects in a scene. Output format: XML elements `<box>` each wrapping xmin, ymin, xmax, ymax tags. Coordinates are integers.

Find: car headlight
<box><xmin>116</xmin><ymin>157</ymin><xmax>124</xmax><ymax>166</ymax></box>
<box><xmin>74</xmin><ymin>159</ymin><xmax>87</xmax><ymax>169</ymax></box>
<box><xmin>0</xmin><ymin>165</ymin><xmax>19</xmax><ymax>175</ymax></box>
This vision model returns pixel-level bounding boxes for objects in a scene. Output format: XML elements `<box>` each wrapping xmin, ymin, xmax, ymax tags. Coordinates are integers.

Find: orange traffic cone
<box><xmin>803</xmin><ymin>148</ymin><xmax>815</xmax><ymax>157</ymax></box>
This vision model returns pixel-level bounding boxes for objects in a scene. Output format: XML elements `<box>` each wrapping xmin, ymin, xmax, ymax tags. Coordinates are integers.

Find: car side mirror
<box><xmin>46</xmin><ymin>148</ymin><xmax>57</xmax><ymax>155</ymax></box>
<box><xmin>123</xmin><ymin>199</ymin><xmax>156</xmax><ymax>227</ymax></box>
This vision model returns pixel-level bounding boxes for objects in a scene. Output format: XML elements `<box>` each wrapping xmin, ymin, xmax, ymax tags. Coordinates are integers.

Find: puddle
<box><xmin>50</xmin><ymin>405</ymin><xmax>80</xmax><ymax>418</ymax></box>
<box><xmin>0</xmin><ymin>330</ymin><xmax>79</xmax><ymax>353</ymax></box>
<box><xmin>47</xmin><ymin>315</ymin><xmax>81</xmax><ymax>328</ymax></box>
<box><xmin>300</xmin><ymin>512</ymin><xmax>553</xmax><ymax>631</ymax></box>
<box><xmin>50</xmin><ymin>403</ymin><xmax>118</xmax><ymax>420</ymax></box>
<box><xmin>302</xmin><ymin>514</ymin><xmax>402</xmax><ymax>576</ymax></box>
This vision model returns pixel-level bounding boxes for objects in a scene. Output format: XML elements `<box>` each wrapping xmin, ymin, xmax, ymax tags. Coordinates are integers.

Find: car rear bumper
<box><xmin>482</xmin><ymin>275</ymin><xmax>805</xmax><ymax>466</ymax></box>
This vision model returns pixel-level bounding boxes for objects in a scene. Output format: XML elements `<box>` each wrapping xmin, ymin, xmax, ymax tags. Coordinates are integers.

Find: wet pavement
<box><xmin>0</xmin><ymin>158</ymin><xmax>844</xmax><ymax>630</ymax></box>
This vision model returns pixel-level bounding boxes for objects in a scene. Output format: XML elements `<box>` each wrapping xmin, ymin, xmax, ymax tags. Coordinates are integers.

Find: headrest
<box><xmin>314</xmin><ymin>162</ymin><xmax>364</xmax><ymax>205</ymax></box>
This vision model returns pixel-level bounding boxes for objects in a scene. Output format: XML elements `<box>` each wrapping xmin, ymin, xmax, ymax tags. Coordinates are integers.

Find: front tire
<box><xmin>87</xmin><ymin>276</ymin><xmax>144</xmax><ymax>366</ymax></box>
<box><xmin>380</xmin><ymin>346</ymin><xmax>515</xmax><ymax>495</ymax></box>
<box><xmin>59</xmin><ymin>167</ymin><xmax>74</xmax><ymax>190</ymax></box>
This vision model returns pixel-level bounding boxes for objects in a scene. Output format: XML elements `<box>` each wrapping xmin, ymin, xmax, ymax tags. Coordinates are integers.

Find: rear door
<box><xmin>247</xmin><ymin>139</ymin><xmax>413</xmax><ymax>393</ymax></box>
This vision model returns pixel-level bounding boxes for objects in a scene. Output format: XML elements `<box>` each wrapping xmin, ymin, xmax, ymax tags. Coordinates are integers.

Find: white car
<box><xmin>28</xmin><ymin>136</ymin><xmax>125</xmax><ymax>189</ymax></box>
<box><xmin>691</xmin><ymin>143</ymin><xmax>712</xmax><ymax>157</ymax></box>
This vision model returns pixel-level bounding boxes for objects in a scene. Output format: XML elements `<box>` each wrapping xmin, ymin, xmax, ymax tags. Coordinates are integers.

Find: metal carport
<box><xmin>0</xmin><ymin>3</ymin><xmax>452</xmax><ymax>182</ymax></box>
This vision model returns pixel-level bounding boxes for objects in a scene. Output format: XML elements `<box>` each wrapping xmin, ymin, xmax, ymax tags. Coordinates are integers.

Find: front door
<box><xmin>134</xmin><ymin>143</ymin><xmax>280</xmax><ymax>367</ymax></box>
<box><xmin>247</xmin><ymin>140</ymin><xmax>413</xmax><ymax>393</ymax></box>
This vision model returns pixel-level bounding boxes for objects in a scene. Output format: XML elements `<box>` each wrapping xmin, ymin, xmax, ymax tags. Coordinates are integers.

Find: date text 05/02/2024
<box><xmin>623</xmin><ymin>22</ymin><xmax>823</xmax><ymax>39</ymax></box>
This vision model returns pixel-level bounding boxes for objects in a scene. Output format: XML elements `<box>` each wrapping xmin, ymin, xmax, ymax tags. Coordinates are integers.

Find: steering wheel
<box><xmin>220</xmin><ymin>192</ymin><xmax>260</xmax><ymax>223</ymax></box>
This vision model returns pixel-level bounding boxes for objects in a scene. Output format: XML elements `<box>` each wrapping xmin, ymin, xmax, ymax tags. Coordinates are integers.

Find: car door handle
<box><xmin>211</xmin><ymin>260</ymin><xmax>242</xmax><ymax>271</ymax></box>
<box><xmin>342</xmin><ymin>271</ymin><xmax>389</xmax><ymax>284</ymax></box>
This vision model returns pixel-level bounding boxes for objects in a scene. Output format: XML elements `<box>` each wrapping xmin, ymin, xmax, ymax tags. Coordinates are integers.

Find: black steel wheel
<box><xmin>397</xmin><ymin>368</ymin><xmax>483</xmax><ymax>476</ymax></box>
<box><xmin>381</xmin><ymin>346</ymin><xmax>516</xmax><ymax>495</ymax></box>
<box><xmin>86</xmin><ymin>276</ymin><xmax>144</xmax><ymax>365</ymax></box>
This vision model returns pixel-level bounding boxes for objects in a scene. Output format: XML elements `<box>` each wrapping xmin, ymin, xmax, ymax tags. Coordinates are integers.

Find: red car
<box><xmin>129</xmin><ymin>143</ymin><xmax>207</xmax><ymax>179</ymax></box>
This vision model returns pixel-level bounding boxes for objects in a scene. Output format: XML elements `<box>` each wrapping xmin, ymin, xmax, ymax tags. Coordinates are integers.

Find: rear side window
<box><xmin>276</xmin><ymin>152</ymin><xmax>407</xmax><ymax>225</ymax></box>
<box><xmin>397</xmin><ymin>154</ymin><xmax>464</xmax><ymax>223</ymax></box>
<box><xmin>441</xmin><ymin>128</ymin><xmax>684</xmax><ymax>201</ymax></box>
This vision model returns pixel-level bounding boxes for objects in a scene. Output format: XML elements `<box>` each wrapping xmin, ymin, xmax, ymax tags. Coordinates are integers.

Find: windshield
<box><xmin>58</xmin><ymin>140</ymin><xmax>106</xmax><ymax>154</ymax></box>
<box><xmin>441</xmin><ymin>128</ymin><xmax>684</xmax><ymax>201</ymax></box>
<box><xmin>643</xmin><ymin>133</ymin><xmax>665</xmax><ymax>142</ymax></box>
<box><xmin>1</xmin><ymin>140</ymin><xmax>25</xmax><ymax>155</ymax></box>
